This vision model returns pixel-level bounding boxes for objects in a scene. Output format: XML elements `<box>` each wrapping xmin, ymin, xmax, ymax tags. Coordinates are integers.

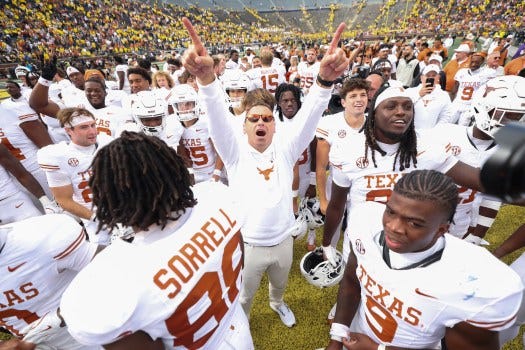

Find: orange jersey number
<box><xmin>1</xmin><ymin>137</ymin><xmax>26</xmax><ymax>161</ymax></box>
<box><xmin>78</xmin><ymin>180</ymin><xmax>93</xmax><ymax>203</ymax></box>
<box><xmin>457</xmin><ymin>186</ymin><xmax>477</xmax><ymax>204</ymax></box>
<box><xmin>365</xmin><ymin>189</ymin><xmax>393</xmax><ymax>204</ymax></box>
<box><xmin>0</xmin><ymin>308</ymin><xmax>39</xmax><ymax>337</ymax></box>
<box><xmin>460</xmin><ymin>86</ymin><xmax>474</xmax><ymax>101</ymax></box>
<box><xmin>165</xmin><ymin>232</ymin><xmax>242</xmax><ymax>348</ymax></box>
<box><xmin>261</xmin><ymin>73</ymin><xmax>279</xmax><ymax>94</ymax></box>
<box><xmin>365</xmin><ymin>296</ymin><xmax>398</xmax><ymax>343</ymax></box>
<box><xmin>188</xmin><ymin>146</ymin><xmax>209</xmax><ymax>167</ymax></box>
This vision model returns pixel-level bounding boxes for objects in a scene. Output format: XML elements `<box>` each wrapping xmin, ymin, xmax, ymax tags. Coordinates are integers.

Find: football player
<box><xmin>0</xmin><ymin>213</ymin><xmax>99</xmax><ymax>349</ymax></box>
<box><xmin>30</xmin><ymin>59</ymin><xmax>133</xmax><ymax>139</ymax></box>
<box><xmin>246</xmin><ymin>47</ymin><xmax>286</xmax><ymax>95</ymax></box>
<box><xmin>1</xmin><ymin>85</ymin><xmax>54</xmax><ymax>199</ymax></box>
<box><xmin>425</xmin><ymin>75</ymin><xmax>525</xmax><ymax>242</ymax></box>
<box><xmin>326</xmin><ymin>170</ymin><xmax>522</xmax><ymax>350</ymax></box>
<box><xmin>450</xmin><ymin>53</ymin><xmax>496</xmax><ymax>126</ymax></box>
<box><xmin>60</xmin><ymin>131</ymin><xmax>252</xmax><ymax>349</ymax></box>
<box><xmin>322</xmin><ymin>85</ymin><xmax>486</xmax><ymax>267</ymax></box>
<box><xmin>0</xmin><ymin>144</ymin><xmax>59</xmax><ymax>224</ymax></box>
<box><xmin>297</xmin><ymin>47</ymin><xmax>321</xmax><ymax>95</ymax></box>
<box><xmin>37</xmin><ymin>108</ymin><xmax>113</xmax><ymax>244</ymax></box>
<box><xmin>170</xmin><ymin>84</ymin><xmax>224</xmax><ymax>183</ymax></box>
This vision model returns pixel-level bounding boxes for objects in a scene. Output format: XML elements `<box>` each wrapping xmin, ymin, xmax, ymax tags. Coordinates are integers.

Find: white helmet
<box><xmin>169</xmin><ymin>84</ymin><xmax>200</xmax><ymax>122</ymax></box>
<box><xmin>14</xmin><ymin>65</ymin><xmax>30</xmax><ymax>78</ymax></box>
<box><xmin>300</xmin><ymin>247</ymin><xmax>344</xmax><ymax>288</ymax></box>
<box><xmin>300</xmin><ymin>197</ymin><xmax>325</xmax><ymax>230</ymax></box>
<box><xmin>290</xmin><ymin>211</ymin><xmax>308</xmax><ymax>240</ymax></box>
<box><xmin>131</xmin><ymin>90</ymin><xmax>168</xmax><ymax>137</ymax></box>
<box><xmin>221</xmin><ymin>70</ymin><xmax>251</xmax><ymax>108</ymax></box>
<box><xmin>472</xmin><ymin>75</ymin><xmax>525</xmax><ymax>137</ymax></box>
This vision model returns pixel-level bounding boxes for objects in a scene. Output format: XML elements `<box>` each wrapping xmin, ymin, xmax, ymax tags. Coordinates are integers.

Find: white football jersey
<box><xmin>181</xmin><ymin>117</ymin><xmax>217</xmax><ymax>180</ymax></box>
<box><xmin>331</xmin><ymin>130</ymin><xmax>457</xmax><ymax>208</ymax></box>
<box><xmin>316</xmin><ymin>111</ymin><xmax>364</xmax><ymax>198</ymax></box>
<box><xmin>61</xmin><ymin>182</ymin><xmax>248</xmax><ymax>349</ymax></box>
<box><xmin>0</xmin><ymin>99</ymin><xmax>41</xmax><ymax>173</ymax></box>
<box><xmin>37</xmin><ymin>136</ymin><xmax>112</xmax><ymax>210</ymax></box>
<box><xmin>62</xmin><ymin>86</ymin><xmax>88</xmax><ymax>108</ymax></box>
<box><xmin>0</xmin><ymin>164</ymin><xmax>21</xmax><ymax>200</ymax></box>
<box><xmin>297</xmin><ymin>61</ymin><xmax>320</xmax><ymax>95</ymax></box>
<box><xmin>453</xmin><ymin>67</ymin><xmax>496</xmax><ymax>105</ymax></box>
<box><xmin>422</xmin><ymin>124</ymin><xmax>498</xmax><ymax>237</ymax></box>
<box><xmin>86</xmin><ymin>105</ymin><xmax>134</xmax><ymax>137</ymax></box>
<box><xmin>0</xmin><ymin>214</ymin><xmax>96</xmax><ymax>337</ymax></box>
<box><xmin>347</xmin><ymin>202</ymin><xmax>523</xmax><ymax>348</ymax></box>
<box><xmin>247</xmin><ymin>66</ymin><xmax>285</xmax><ymax>94</ymax></box>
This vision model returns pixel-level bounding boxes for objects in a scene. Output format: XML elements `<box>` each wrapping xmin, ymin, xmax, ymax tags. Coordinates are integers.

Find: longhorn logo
<box><xmin>257</xmin><ymin>165</ymin><xmax>274</xmax><ymax>180</ymax></box>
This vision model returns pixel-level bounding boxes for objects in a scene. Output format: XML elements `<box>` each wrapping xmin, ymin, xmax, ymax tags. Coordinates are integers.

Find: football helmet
<box><xmin>221</xmin><ymin>70</ymin><xmax>251</xmax><ymax>108</ymax></box>
<box><xmin>290</xmin><ymin>211</ymin><xmax>308</xmax><ymax>240</ymax></box>
<box><xmin>300</xmin><ymin>247</ymin><xmax>344</xmax><ymax>288</ymax></box>
<box><xmin>300</xmin><ymin>197</ymin><xmax>325</xmax><ymax>229</ymax></box>
<box><xmin>131</xmin><ymin>90</ymin><xmax>168</xmax><ymax>137</ymax></box>
<box><xmin>169</xmin><ymin>84</ymin><xmax>200</xmax><ymax>122</ymax></box>
<box><xmin>14</xmin><ymin>65</ymin><xmax>30</xmax><ymax>78</ymax></box>
<box><xmin>472</xmin><ymin>75</ymin><xmax>525</xmax><ymax>137</ymax></box>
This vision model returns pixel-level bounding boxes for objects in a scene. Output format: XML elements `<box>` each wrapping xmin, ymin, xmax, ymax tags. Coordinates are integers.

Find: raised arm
<box><xmin>29</xmin><ymin>56</ymin><xmax>61</xmax><ymax>117</ymax></box>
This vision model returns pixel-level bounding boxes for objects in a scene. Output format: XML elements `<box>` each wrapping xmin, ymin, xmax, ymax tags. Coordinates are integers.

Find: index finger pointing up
<box><xmin>182</xmin><ymin>17</ymin><xmax>206</xmax><ymax>56</ymax></box>
<box><xmin>327</xmin><ymin>22</ymin><xmax>346</xmax><ymax>55</ymax></box>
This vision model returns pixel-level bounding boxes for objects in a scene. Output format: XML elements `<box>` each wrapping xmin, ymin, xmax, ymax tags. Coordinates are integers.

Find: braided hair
<box><xmin>89</xmin><ymin>131</ymin><xmax>196</xmax><ymax>232</ymax></box>
<box><xmin>362</xmin><ymin>83</ymin><xmax>418</xmax><ymax>171</ymax></box>
<box><xmin>274</xmin><ymin>83</ymin><xmax>302</xmax><ymax>121</ymax></box>
<box><xmin>394</xmin><ymin>170</ymin><xmax>458</xmax><ymax>222</ymax></box>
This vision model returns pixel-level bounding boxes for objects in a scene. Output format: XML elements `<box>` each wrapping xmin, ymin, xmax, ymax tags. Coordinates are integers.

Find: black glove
<box><xmin>41</xmin><ymin>55</ymin><xmax>57</xmax><ymax>81</ymax></box>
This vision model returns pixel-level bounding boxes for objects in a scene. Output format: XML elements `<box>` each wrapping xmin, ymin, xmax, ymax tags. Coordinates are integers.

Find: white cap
<box><xmin>507</xmin><ymin>34</ymin><xmax>514</xmax><ymax>39</ymax></box>
<box><xmin>465</xmin><ymin>33</ymin><xmax>475</xmax><ymax>41</ymax></box>
<box><xmin>422</xmin><ymin>64</ymin><xmax>441</xmax><ymax>75</ymax></box>
<box><xmin>455</xmin><ymin>44</ymin><xmax>472</xmax><ymax>53</ymax></box>
<box><xmin>66</xmin><ymin>66</ymin><xmax>81</xmax><ymax>77</ymax></box>
<box><xmin>429</xmin><ymin>54</ymin><xmax>443</xmax><ymax>64</ymax></box>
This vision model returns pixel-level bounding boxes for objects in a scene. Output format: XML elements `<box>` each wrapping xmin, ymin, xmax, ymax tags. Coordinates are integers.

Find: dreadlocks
<box><xmin>394</xmin><ymin>170</ymin><xmax>458</xmax><ymax>222</ymax></box>
<box><xmin>362</xmin><ymin>83</ymin><xmax>418</xmax><ymax>171</ymax></box>
<box><xmin>89</xmin><ymin>131</ymin><xmax>197</xmax><ymax>232</ymax></box>
<box><xmin>274</xmin><ymin>83</ymin><xmax>302</xmax><ymax>122</ymax></box>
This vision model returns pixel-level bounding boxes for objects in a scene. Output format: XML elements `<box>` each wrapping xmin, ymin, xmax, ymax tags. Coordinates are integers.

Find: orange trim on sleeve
<box><xmin>466</xmin><ymin>312</ymin><xmax>517</xmax><ymax>330</ymax></box>
<box><xmin>18</xmin><ymin>113</ymin><xmax>38</xmax><ymax>121</ymax></box>
<box><xmin>53</xmin><ymin>229</ymin><xmax>86</xmax><ymax>260</ymax></box>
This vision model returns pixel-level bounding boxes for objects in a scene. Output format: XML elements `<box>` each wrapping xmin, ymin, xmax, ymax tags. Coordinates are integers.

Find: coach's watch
<box><xmin>316</xmin><ymin>74</ymin><xmax>335</xmax><ymax>88</ymax></box>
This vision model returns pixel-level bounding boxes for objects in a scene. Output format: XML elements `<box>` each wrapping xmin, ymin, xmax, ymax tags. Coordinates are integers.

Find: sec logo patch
<box><xmin>68</xmin><ymin>158</ymin><xmax>79</xmax><ymax>167</ymax></box>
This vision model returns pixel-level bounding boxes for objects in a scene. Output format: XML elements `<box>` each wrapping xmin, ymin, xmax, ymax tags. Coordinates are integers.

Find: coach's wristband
<box><xmin>316</xmin><ymin>75</ymin><xmax>335</xmax><ymax>88</ymax></box>
<box><xmin>38</xmin><ymin>77</ymin><xmax>53</xmax><ymax>87</ymax></box>
<box><xmin>377</xmin><ymin>344</ymin><xmax>387</xmax><ymax>350</ymax></box>
<box><xmin>213</xmin><ymin>169</ymin><xmax>222</xmax><ymax>176</ymax></box>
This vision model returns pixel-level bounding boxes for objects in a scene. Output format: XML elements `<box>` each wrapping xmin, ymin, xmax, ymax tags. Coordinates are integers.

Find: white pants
<box><xmin>240</xmin><ymin>235</ymin><xmax>293</xmax><ymax>317</ymax></box>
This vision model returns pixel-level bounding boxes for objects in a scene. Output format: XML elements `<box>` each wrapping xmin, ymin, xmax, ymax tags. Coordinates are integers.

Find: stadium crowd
<box><xmin>1</xmin><ymin>1</ymin><xmax>525</xmax><ymax>350</ymax></box>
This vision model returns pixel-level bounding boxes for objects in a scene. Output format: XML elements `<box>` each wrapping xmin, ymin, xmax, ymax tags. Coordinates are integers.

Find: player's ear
<box><xmin>437</xmin><ymin>222</ymin><xmax>449</xmax><ymax>237</ymax></box>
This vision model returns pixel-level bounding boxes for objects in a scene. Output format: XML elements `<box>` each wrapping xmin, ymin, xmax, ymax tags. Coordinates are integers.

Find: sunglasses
<box><xmin>246</xmin><ymin>114</ymin><xmax>274</xmax><ymax>123</ymax></box>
